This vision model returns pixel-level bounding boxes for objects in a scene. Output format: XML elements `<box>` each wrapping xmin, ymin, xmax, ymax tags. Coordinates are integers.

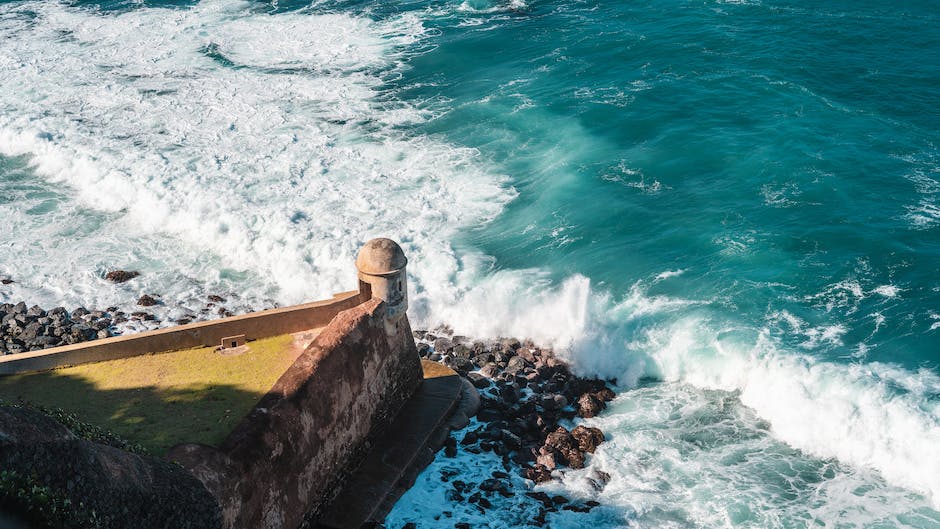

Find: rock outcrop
<box><xmin>0</xmin><ymin>405</ymin><xmax>221</xmax><ymax>529</ymax></box>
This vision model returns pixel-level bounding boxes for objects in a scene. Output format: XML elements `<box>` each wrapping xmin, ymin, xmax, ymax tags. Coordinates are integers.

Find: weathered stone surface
<box><xmin>577</xmin><ymin>392</ymin><xmax>606</xmax><ymax>418</ymax></box>
<box><xmin>0</xmin><ymin>406</ymin><xmax>220</xmax><ymax>529</ymax></box>
<box><xmin>571</xmin><ymin>425</ymin><xmax>605</xmax><ymax>453</ymax></box>
<box><xmin>169</xmin><ymin>298</ymin><xmax>422</xmax><ymax>529</ymax></box>
<box><xmin>137</xmin><ymin>294</ymin><xmax>159</xmax><ymax>307</ymax></box>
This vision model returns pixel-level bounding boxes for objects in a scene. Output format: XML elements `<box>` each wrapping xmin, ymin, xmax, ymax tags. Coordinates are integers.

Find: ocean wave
<box><xmin>0</xmin><ymin>0</ymin><xmax>514</xmax><ymax>316</ymax></box>
<box><xmin>413</xmin><ymin>259</ymin><xmax>940</xmax><ymax>507</ymax></box>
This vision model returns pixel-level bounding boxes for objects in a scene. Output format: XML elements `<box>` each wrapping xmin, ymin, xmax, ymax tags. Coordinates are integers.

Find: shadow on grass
<box><xmin>0</xmin><ymin>370</ymin><xmax>261</xmax><ymax>456</ymax></box>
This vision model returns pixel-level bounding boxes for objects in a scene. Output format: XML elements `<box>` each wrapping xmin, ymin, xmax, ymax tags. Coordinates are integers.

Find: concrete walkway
<box><xmin>317</xmin><ymin>360</ymin><xmax>464</xmax><ymax>529</ymax></box>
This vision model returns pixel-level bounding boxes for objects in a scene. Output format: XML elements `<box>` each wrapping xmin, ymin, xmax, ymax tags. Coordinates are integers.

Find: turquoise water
<box><xmin>1</xmin><ymin>0</ymin><xmax>938</xmax><ymax>526</ymax></box>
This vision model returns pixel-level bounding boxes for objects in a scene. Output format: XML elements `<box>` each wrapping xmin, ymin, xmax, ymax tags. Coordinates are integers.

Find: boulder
<box><xmin>577</xmin><ymin>392</ymin><xmax>605</xmax><ymax>418</ymax></box>
<box><xmin>543</xmin><ymin>426</ymin><xmax>585</xmax><ymax>469</ymax></box>
<box><xmin>571</xmin><ymin>425</ymin><xmax>605</xmax><ymax>453</ymax></box>
<box><xmin>137</xmin><ymin>294</ymin><xmax>159</xmax><ymax>307</ymax></box>
<box><xmin>105</xmin><ymin>270</ymin><xmax>140</xmax><ymax>283</ymax></box>
<box><xmin>523</xmin><ymin>465</ymin><xmax>553</xmax><ymax>484</ymax></box>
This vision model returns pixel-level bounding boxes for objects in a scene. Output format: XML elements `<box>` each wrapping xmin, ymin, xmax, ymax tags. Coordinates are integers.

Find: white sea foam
<box><xmin>539</xmin><ymin>283</ymin><xmax>940</xmax><ymax>510</ymax></box>
<box><xmin>872</xmin><ymin>284</ymin><xmax>901</xmax><ymax>298</ymax></box>
<box><xmin>0</xmin><ymin>0</ymin><xmax>513</xmax><ymax>320</ymax></box>
<box><xmin>654</xmin><ymin>269</ymin><xmax>685</xmax><ymax>281</ymax></box>
<box><xmin>413</xmin><ymin>267</ymin><xmax>940</xmax><ymax>512</ymax></box>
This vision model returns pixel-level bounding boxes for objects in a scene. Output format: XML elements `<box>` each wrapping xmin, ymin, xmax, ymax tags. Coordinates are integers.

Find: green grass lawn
<box><xmin>0</xmin><ymin>333</ymin><xmax>305</xmax><ymax>455</ymax></box>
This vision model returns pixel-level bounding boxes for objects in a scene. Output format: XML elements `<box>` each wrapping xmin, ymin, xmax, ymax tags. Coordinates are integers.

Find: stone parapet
<box><xmin>0</xmin><ymin>290</ymin><xmax>363</xmax><ymax>375</ymax></box>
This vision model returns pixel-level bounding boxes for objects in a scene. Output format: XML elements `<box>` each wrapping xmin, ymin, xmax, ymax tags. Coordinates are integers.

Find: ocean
<box><xmin>1</xmin><ymin>0</ymin><xmax>938</xmax><ymax>527</ymax></box>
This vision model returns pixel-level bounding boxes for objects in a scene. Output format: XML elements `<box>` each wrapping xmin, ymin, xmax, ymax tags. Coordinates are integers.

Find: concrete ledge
<box><xmin>0</xmin><ymin>291</ymin><xmax>363</xmax><ymax>375</ymax></box>
<box><xmin>316</xmin><ymin>361</ymin><xmax>465</xmax><ymax>529</ymax></box>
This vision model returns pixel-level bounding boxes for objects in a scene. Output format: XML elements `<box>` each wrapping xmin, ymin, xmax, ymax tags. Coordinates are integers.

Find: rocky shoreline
<box><xmin>0</xmin><ymin>288</ymin><xmax>616</xmax><ymax>526</ymax></box>
<box><xmin>0</xmin><ymin>270</ymin><xmax>238</xmax><ymax>356</ymax></box>
<box><xmin>412</xmin><ymin>330</ymin><xmax>616</xmax><ymax>525</ymax></box>
<box><xmin>0</xmin><ymin>302</ymin><xmax>118</xmax><ymax>355</ymax></box>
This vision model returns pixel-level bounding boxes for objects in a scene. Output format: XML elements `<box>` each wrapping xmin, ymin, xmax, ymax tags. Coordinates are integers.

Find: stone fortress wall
<box><xmin>0</xmin><ymin>238</ymin><xmax>434</xmax><ymax>529</ymax></box>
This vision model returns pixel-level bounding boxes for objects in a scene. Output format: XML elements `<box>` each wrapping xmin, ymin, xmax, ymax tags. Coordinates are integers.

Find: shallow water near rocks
<box><xmin>1</xmin><ymin>0</ymin><xmax>938</xmax><ymax>526</ymax></box>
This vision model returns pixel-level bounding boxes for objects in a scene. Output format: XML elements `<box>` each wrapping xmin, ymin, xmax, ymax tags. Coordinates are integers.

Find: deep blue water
<box><xmin>1</xmin><ymin>0</ymin><xmax>938</xmax><ymax>526</ymax></box>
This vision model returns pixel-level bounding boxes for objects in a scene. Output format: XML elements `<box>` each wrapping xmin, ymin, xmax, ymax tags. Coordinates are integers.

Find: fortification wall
<box><xmin>168</xmin><ymin>297</ymin><xmax>423</xmax><ymax>529</ymax></box>
<box><xmin>0</xmin><ymin>291</ymin><xmax>363</xmax><ymax>375</ymax></box>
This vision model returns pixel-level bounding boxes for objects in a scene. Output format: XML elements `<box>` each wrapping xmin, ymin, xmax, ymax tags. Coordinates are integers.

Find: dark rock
<box><xmin>452</xmin><ymin>344</ymin><xmax>472</xmax><ymax>359</ymax></box>
<box><xmin>137</xmin><ymin>294</ymin><xmax>159</xmax><ymax>307</ymax></box>
<box><xmin>524</xmin><ymin>465</ymin><xmax>553</xmax><ymax>483</ymax></box>
<box><xmin>452</xmin><ymin>357</ymin><xmax>474</xmax><ymax>377</ymax></box>
<box><xmin>536</xmin><ymin>450</ymin><xmax>558</xmax><ymax>470</ymax></box>
<box><xmin>596</xmin><ymin>387</ymin><xmax>616</xmax><ymax>402</ymax></box>
<box><xmin>444</xmin><ymin>436</ymin><xmax>458</xmax><ymax>458</ymax></box>
<box><xmin>207</xmin><ymin>294</ymin><xmax>226</xmax><ymax>303</ymax></box>
<box><xmin>20</xmin><ymin>321</ymin><xmax>42</xmax><ymax>341</ymax></box>
<box><xmin>479</xmin><ymin>363</ymin><xmax>500</xmax><ymax>378</ymax></box>
<box><xmin>586</xmin><ymin>469</ymin><xmax>611</xmax><ymax>492</ymax></box>
<box><xmin>477</xmin><ymin>408</ymin><xmax>503</xmax><ymax>422</ymax></box>
<box><xmin>0</xmin><ymin>278</ymin><xmax>13</xmax><ymax>285</ymax></box>
<box><xmin>500</xmin><ymin>430</ymin><xmax>522</xmax><ymax>450</ymax></box>
<box><xmin>416</xmin><ymin>342</ymin><xmax>431</xmax><ymax>357</ymax></box>
<box><xmin>444</xmin><ymin>489</ymin><xmax>463</xmax><ymax>502</ymax></box>
<box><xmin>524</xmin><ymin>491</ymin><xmax>553</xmax><ymax>507</ymax></box>
<box><xmin>504</xmin><ymin>355</ymin><xmax>529</xmax><ymax>375</ymax></box>
<box><xmin>540</xmin><ymin>393</ymin><xmax>567</xmax><ymax>411</ymax></box>
<box><xmin>0</xmin><ymin>405</ymin><xmax>221</xmax><ymax>528</ymax></box>
<box><xmin>577</xmin><ymin>392</ymin><xmax>605</xmax><ymax>418</ymax></box>
<box><xmin>571</xmin><ymin>425</ymin><xmax>605</xmax><ymax>453</ymax></box>
<box><xmin>479</xmin><ymin>478</ymin><xmax>506</xmax><ymax>493</ymax></box>
<box><xmin>551</xmin><ymin>495</ymin><xmax>569</xmax><ymax>505</ymax></box>
<box><xmin>433</xmin><ymin>337</ymin><xmax>453</xmax><ymax>354</ymax></box>
<box><xmin>467</xmin><ymin>372</ymin><xmax>491</xmax><ymax>389</ymax></box>
<box><xmin>105</xmin><ymin>270</ymin><xmax>140</xmax><ymax>283</ymax></box>
<box><xmin>544</xmin><ymin>426</ymin><xmax>585</xmax><ymax>469</ymax></box>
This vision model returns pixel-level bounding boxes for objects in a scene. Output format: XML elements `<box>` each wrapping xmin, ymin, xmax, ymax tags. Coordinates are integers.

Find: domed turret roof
<box><xmin>356</xmin><ymin>238</ymin><xmax>407</xmax><ymax>276</ymax></box>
